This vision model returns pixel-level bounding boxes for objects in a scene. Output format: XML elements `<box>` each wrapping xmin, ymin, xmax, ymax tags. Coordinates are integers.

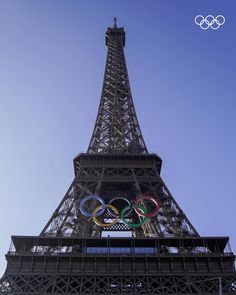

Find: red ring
<box><xmin>134</xmin><ymin>195</ymin><xmax>160</xmax><ymax>217</ymax></box>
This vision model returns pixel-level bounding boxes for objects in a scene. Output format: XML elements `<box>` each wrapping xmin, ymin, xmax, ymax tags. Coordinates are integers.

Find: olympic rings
<box><xmin>134</xmin><ymin>195</ymin><xmax>161</xmax><ymax>217</ymax></box>
<box><xmin>93</xmin><ymin>204</ymin><xmax>119</xmax><ymax>227</ymax></box>
<box><xmin>79</xmin><ymin>194</ymin><xmax>161</xmax><ymax>228</ymax></box>
<box><xmin>121</xmin><ymin>205</ymin><xmax>147</xmax><ymax>228</ymax></box>
<box><xmin>79</xmin><ymin>195</ymin><xmax>105</xmax><ymax>217</ymax></box>
<box><xmin>194</xmin><ymin>15</ymin><xmax>225</xmax><ymax>30</ymax></box>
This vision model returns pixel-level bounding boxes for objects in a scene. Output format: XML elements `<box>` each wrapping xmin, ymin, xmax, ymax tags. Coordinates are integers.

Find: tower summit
<box><xmin>0</xmin><ymin>22</ymin><xmax>235</xmax><ymax>295</ymax></box>
<box><xmin>113</xmin><ymin>17</ymin><xmax>117</xmax><ymax>28</ymax></box>
<box><xmin>88</xmin><ymin>19</ymin><xmax>147</xmax><ymax>154</ymax></box>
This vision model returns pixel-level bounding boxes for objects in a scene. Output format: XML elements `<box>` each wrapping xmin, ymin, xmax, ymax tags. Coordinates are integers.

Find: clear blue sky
<box><xmin>0</xmin><ymin>0</ymin><xmax>235</xmax><ymax>275</ymax></box>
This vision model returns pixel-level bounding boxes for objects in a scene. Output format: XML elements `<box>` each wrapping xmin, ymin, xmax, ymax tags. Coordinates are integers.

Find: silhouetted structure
<box><xmin>0</xmin><ymin>20</ymin><xmax>235</xmax><ymax>294</ymax></box>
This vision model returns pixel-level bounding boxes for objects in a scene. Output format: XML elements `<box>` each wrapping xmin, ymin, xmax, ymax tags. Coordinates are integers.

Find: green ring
<box><xmin>120</xmin><ymin>205</ymin><xmax>147</xmax><ymax>228</ymax></box>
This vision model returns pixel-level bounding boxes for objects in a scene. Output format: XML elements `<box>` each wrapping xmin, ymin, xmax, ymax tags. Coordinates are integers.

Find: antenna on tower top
<box><xmin>113</xmin><ymin>17</ymin><xmax>117</xmax><ymax>28</ymax></box>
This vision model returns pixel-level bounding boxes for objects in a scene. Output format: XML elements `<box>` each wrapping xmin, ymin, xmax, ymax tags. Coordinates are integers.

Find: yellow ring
<box><xmin>92</xmin><ymin>204</ymin><xmax>119</xmax><ymax>227</ymax></box>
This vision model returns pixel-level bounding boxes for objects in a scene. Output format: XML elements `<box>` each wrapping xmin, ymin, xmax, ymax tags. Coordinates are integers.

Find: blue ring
<box><xmin>79</xmin><ymin>195</ymin><xmax>105</xmax><ymax>217</ymax></box>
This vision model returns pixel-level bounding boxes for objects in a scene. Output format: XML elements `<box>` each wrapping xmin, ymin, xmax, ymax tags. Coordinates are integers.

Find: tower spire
<box><xmin>87</xmin><ymin>24</ymin><xmax>147</xmax><ymax>154</ymax></box>
<box><xmin>113</xmin><ymin>17</ymin><xmax>117</xmax><ymax>28</ymax></box>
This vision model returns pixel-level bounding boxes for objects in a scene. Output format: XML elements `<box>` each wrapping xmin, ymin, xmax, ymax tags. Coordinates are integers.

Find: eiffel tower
<box><xmin>0</xmin><ymin>19</ymin><xmax>235</xmax><ymax>295</ymax></box>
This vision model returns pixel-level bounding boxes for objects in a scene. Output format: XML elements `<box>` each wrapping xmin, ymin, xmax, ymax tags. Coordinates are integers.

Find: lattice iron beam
<box><xmin>1</xmin><ymin>274</ymin><xmax>236</xmax><ymax>294</ymax></box>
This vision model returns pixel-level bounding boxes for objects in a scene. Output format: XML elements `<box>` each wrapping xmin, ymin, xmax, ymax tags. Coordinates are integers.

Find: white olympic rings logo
<box><xmin>195</xmin><ymin>15</ymin><xmax>225</xmax><ymax>30</ymax></box>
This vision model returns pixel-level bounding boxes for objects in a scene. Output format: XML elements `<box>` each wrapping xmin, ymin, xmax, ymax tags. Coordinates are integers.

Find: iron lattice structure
<box><xmin>0</xmin><ymin>21</ymin><xmax>235</xmax><ymax>294</ymax></box>
<box><xmin>88</xmin><ymin>22</ymin><xmax>147</xmax><ymax>154</ymax></box>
